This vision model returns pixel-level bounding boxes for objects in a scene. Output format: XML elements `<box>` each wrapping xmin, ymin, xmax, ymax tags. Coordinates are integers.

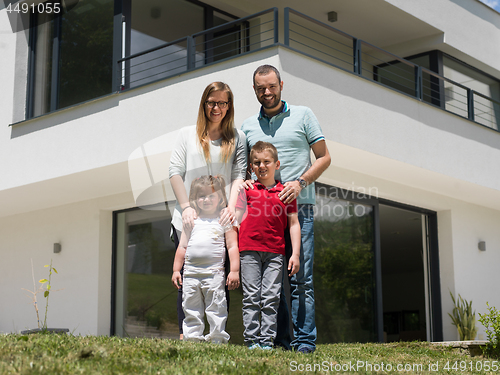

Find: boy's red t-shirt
<box><xmin>235</xmin><ymin>181</ymin><xmax>298</xmax><ymax>255</ymax></box>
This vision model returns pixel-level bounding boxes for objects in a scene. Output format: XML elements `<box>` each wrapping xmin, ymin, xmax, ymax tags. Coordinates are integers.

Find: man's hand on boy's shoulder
<box><xmin>279</xmin><ymin>180</ymin><xmax>301</xmax><ymax>204</ymax></box>
<box><xmin>288</xmin><ymin>254</ymin><xmax>300</xmax><ymax>277</ymax></box>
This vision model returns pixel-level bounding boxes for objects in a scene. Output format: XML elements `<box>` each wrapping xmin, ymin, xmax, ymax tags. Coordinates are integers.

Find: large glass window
<box><xmin>58</xmin><ymin>0</ymin><xmax>114</xmax><ymax>109</ymax></box>
<box><xmin>30</xmin><ymin>12</ymin><xmax>54</xmax><ymax>116</ymax></box>
<box><xmin>443</xmin><ymin>55</ymin><xmax>500</xmax><ymax>130</ymax></box>
<box><xmin>374</xmin><ymin>51</ymin><xmax>441</xmax><ymax>107</ymax></box>
<box><xmin>374</xmin><ymin>51</ymin><xmax>500</xmax><ymax>130</ymax></box>
<box><xmin>114</xmin><ymin>196</ymin><xmax>379</xmax><ymax>342</ymax></box>
<box><xmin>29</xmin><ymin>0</ymin><xmax>114</xmax><ymax>117</ymax></box>
<box><xmin>312</xmin><ymin>185</ymin><xmax>441</xmax><ymax>343</ymax></box>
<box><xmin>113</xmin><ymin>206</ymin><xmax>178</xmax><ymax>338</ymax></box>
<box><xmin>122</xmin><ymin>0</ymin><xmax>241</xmax><ymax>90</ymax></box>
<box><xmin>28</xmin><ymin>0</ymin><xmax>249</xmax><ymax>114</ymax></box>
<box><xmin>126</xmin><ymin>0</ymin><xmax>205</xmax><ymax>87</ymax></box>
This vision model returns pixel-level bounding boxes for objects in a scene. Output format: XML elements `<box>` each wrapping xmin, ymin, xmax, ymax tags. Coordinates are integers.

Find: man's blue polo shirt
<box><xmin>241</xmin><ymin>101</ymin><xmax>325</xmax><ymax>205</ymax></box>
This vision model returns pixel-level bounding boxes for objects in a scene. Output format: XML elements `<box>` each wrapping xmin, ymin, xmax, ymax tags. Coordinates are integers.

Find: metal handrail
<box><xmin>360</xmin><ymin>40</ymin><xmax>417</xmax><ymax>69</ymax></box>
<box><xmin>473</xmin><ymin>90</ymin><xmax>500</xmax><ymax>106</ymax></box>
<box><xmin>117</xmin><ymin>36</ymin><xmax>188</xmax><ymax>64</ymax></box>
<box><xmin>118</xmin><ymin>7</ymin><xmax>278</xmax><ymax>91</ymax></box>
<box><xmin>421</xmin><ymin>66</ymin><xmax>469</xmax><ymax>92</ymax></box>
<box><xmin>191</xmin><ymin>8</ymin><xmax>278</xmax><ymax>40</ymax></box>
<box><xmin>116</xmin><ymin>6</ymin><xmax>498</xmax><ymax>131</ymax></box>
<box><xmin>284</xmin><ymin>7</ymin><xmax>499</xmax><ymax>131</ymax></box>
<box><xmin>285</xmin><ymin>7</ymin><xmax>355</xmax><ymax>42</ymax></box>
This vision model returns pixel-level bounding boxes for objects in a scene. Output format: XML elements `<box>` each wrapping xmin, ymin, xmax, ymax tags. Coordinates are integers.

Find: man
<box><xmin>241</xmin><ymin>64</ymin><xmax>331</xmax><ymax>353</ymax></box>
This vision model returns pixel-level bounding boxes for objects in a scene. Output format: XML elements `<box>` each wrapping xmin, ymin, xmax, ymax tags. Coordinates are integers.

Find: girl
<box><xmin>171</xmin><ymin>175</ymin><xmax>240</xmax><ymax>343</ymax></box>
<box><xmin>169</xmin><ymin>82</ymin><xmax>247</xmax><ymax>338</ymax></box>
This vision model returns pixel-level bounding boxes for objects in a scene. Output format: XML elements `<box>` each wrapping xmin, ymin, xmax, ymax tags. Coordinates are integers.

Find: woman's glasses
<box><xmin>205</xmin><ymin>101</ymin><xmax>229</xmax><ymax>109</ymax></box>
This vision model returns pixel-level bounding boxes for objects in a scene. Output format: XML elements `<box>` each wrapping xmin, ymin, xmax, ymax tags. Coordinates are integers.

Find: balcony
<box><xmin>117</xmin><ymin>7</ymin><xmax>500</xmax><ymax>132</ymax></box>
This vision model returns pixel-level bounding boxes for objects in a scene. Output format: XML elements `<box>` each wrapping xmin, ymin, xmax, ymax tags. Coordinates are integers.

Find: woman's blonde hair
<box><xmin>196</xmin><ymin>82</ymin><xmax>235</xmax><ymax>163</ymax></box>
<box><xmin>189</xmin><ymin>175</ymin><xmax>228</xmax><ymax>215</ymax></box>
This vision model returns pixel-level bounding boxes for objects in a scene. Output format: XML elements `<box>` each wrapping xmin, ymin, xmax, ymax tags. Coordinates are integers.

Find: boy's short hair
<box><xmin>250</xmin><ymin>141</ymin><xmax>279</xmax><ymax>162</ymax></box>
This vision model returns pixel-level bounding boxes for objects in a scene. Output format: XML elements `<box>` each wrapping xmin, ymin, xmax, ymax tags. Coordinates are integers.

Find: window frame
<box><xmin>26</xmin><ymin>0</ymin><xmax>121</xmax><ymax>120</ymax></box>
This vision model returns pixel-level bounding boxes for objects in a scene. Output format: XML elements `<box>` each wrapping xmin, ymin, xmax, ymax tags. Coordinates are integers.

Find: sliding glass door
<box><xmin>314</xmin><ymin>186</ymin><xmax>380</xmax><ymax>343</ymax></box>
<box><xmin>113</xmin><ymin>206</ymin><xmax>178</xmax><ymax>338</ymax></box>
<box><xmin>313</xmin><ymin>184</ymin><xmax>442</xmax><ymax>343</ymax></box>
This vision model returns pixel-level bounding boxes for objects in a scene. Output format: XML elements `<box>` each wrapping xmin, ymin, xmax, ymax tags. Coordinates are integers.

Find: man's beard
<box><xmin>260</xmin><ymin>94</ymin><xmax>281</xmax><ymax>109</ymax></box>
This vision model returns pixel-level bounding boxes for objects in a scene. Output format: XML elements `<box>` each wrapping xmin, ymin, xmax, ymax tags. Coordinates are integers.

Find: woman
<box><xmin>169</xmin><ymin>81</ymin><xmax>247</xmax><ymax>338</ymax></box>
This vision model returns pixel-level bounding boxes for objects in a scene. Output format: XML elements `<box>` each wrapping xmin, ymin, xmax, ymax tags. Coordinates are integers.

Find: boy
<box><xmin>235</xmin><ymin>141</ymin><xmax>301</xmax><ymax>349</ymax></box>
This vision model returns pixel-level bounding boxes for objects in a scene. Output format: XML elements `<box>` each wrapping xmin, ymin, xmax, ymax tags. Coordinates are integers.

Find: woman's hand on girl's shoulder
<box><xmin>182</xmin><ymin>206</ymin><xmax>197</xmax><ymax>232</ymax></box>
<box><xmin>238</xmin><ymin>179</ymin><xmax>255</xmax><ymax>191</ymax></box>
<box><xmin>219</xmin><ymin>207</ymin><xmax>235</xmax><ymax>227</ymax></box>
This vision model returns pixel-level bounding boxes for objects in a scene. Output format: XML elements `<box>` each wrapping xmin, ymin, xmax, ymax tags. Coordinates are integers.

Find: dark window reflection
<box><xmin>314</xmin><ymin>194</ymin><xmax>376</xmax><ymax>343</ymax></box>
<box><xmin>58</xmin><ymin>0</ymin><xmax>113</xmax><ymax>109</ymax></box>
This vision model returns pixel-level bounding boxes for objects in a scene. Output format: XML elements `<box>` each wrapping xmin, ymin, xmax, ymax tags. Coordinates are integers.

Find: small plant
<box><xmin>448</xmin><ymin>291</ymin><xmax>477</xmax><ymax>341</ymax></box>
<box><xmin>478</xmin><ymin>302</ymin><xmax>500</xmax><ymax>358</ymax></box>
<box><xmin>22</xmin><ymin>259</ymin><xmax>59</xmax><ymax>330</ymax></box>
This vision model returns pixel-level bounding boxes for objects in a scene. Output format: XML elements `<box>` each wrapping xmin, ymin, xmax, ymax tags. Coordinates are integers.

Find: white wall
<box><xmin>1</xmin><ymin>2</ymin><xmax>500</xmax><ymax>339</ymax></box>
<box><xmin>0</xmin><ymin>49</ymin><xmax>278</xmax><ymax>217</ymax></box>
<box><xmin>447</xmin><ymin>201</ymin><xmax>500</xmax><ymax>340</ymax></box>
<box><xmin>0</xmin><ymin>192</ymin><xmax>133</xmax><ymax>335</ymax></box>
<box><xmin>3</xmin><ymin>47</ymin><xmax>499</xmax><ymax>213</ymax></box>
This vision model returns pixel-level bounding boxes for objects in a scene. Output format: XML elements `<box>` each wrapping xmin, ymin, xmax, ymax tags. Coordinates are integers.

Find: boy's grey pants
<box><xmin>240</xmin><ymin>251</ymin><xmax>283</xmax><ymax>347</ymax></box>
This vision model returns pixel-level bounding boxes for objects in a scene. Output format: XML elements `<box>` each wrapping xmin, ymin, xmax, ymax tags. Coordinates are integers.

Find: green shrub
<box><xmin>478</xmin><ymin>302</ymin><xmax>500</xmax><ymax>358</ymax></box>
<box><xmin>145</xmin><ymin>310</ymin><xmax>163</xmax><ymax>330</ymax></box>
<box><xmin>448</xmin><ymin>292</ymin><xmax>477</xmax><ymax>341</ymax></box>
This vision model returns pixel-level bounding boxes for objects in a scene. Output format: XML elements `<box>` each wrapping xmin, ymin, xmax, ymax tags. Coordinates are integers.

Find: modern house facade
<box><xmin>1</xmin><ymin>0</ymin><xmax>499</xmax><ymax>344</ymax></box>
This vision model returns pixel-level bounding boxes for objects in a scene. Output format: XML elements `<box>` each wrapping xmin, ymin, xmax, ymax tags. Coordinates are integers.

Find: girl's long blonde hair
<box><xmin>189</xmin><ymin>175</ymin><xmax>228</xmax><ymax>215</ymax></box>
<box><xmin>196</xmin><ymin>82</ymin><xmax>235</xmax><ymax>164</ymax></box>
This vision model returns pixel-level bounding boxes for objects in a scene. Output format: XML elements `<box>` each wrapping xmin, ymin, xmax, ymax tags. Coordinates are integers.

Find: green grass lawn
<box><xmin>1</xmin><ymin>334</ymin><xmax>498</xmax><ymax>374</ymax></box>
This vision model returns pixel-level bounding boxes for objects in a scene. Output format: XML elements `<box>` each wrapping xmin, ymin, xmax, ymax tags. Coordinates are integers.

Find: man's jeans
<box><xmin>275</xmin><ymin>204</ymin><xmax>316</xmax><ymax>351</ymax></box>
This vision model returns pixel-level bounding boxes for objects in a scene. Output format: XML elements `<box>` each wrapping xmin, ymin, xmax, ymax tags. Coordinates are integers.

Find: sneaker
<box><xmin>248</xmin><ymin>343</ymin><xmax>261</xmax><ymax>350</ymax></box>
<box><xmin>297</xmin><ymin>346</ymin><xmax>315</xmax><ymax>354</ymax></box>
<box><xmin>261</xmin><ymin>345</ymin><xmax>273</xmax><ymax>350</ymax></box>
